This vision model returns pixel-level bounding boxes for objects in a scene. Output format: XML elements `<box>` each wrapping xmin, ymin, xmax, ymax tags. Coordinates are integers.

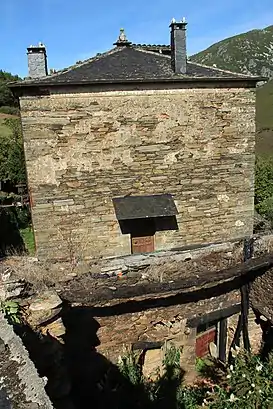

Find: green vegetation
<box><xmin>20</xmin><ymin>226</ymin><xmax>35</xmax><ymax>255</ymax></box>
<box><xmin>256</xmin><ymin>80</ymin><xmax>273</xmax><ymax>155</ymax></box>
<box><xmin>0</xmin><ymin>70</ymin><xmax>20</xmax><ymax>110</ymax></box>
<box><xmin>0</xmin><ymin>117</ymin><xmax>12</xmax><ymax>137</ymax></box>
<box><xmin>114</xmin><ymin>345</ymin><xmax>205</xmax><ymax>409</ymax></box>
<box><xmin>0</xmin><ymin>205</ymin><xmax>32</xmax><ymax>257</ymax></box>
<box><xmin>0</xmin><ymin>106</ymin><xmax>19</xmax><ymax>115</ymax></box>
<box><xmin>191</xmin><ymin>25</ymin><xmax>273</xmax><ymax>77</ymax></box>
<box><xmin>195</xmin><ymin>357</ymin><xmax>211</xmax><ymax>375</ymax></box>
<box><xmin>0</xmin><ymin>71</ymin><xmax>23</xmax><ymax>185</ymax></box>
<box><xmin>0</xmin><ymin>117</ymin><xmax>26</xmax><ymax>186</ymax></box>
<box><xmin>0</xmin><ymin>301</ymin><xmax>21</xmax><ymax>325</ymax></box>
<box><xmin>255</xmin><ymin>156</ymin><xmax>273</xmax><ymax>224</ymax></box>
<box><xmin>0</xmin><ymin>71</ymin><xmax>33</xmax><ymax>257</ymax></box>
<box><xmin>112</xmin><ymin>346</ymin><xmax>273</xmax><ymax>408</ymax></box>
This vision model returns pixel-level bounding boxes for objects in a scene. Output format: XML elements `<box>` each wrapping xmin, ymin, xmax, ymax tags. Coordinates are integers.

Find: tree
<box><xmin>0</xmin><ymin>70</ymin><xmax>20</xmax><ymax>108</ymax></box>
<box><xmin>0</xmin><ymin>118</ymin><xmax>26</xmax><ymax>185</ymax></box>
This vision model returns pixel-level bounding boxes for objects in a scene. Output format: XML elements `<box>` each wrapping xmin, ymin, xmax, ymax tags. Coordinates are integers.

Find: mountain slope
<box><xmin>191</xmin><ymin>26</ymin><xmax>273</xmax><ymax>155</ymax></box>
<box><xmin>191</xmin><ymin>25</ymin><xmax>273</xmax><ymax>77</ymax></box>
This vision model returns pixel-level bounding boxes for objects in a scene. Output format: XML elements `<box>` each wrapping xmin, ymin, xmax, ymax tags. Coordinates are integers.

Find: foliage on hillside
<box><xmin>0</xmin><ymin>118</ymin><xmax>26</xmax><ymax>185</ymax></box>
<box><xmin>0</xmin><ymin>70</ymin><xmax>20</xmax><ymax>111</ymax></box>
<box><xmin>255</xmin><ymin>156</ymin><xmax>273</xmax><ymax>222</ymax></box>
<box><xmin>191</xmin><ymin>25</ymin><xmax>273</xmax><ymax>77</ymax></box>
<box><xmin>256</xmin><ymin>80</ymin><xmax>273</xmax><ymax>154</ymax></box>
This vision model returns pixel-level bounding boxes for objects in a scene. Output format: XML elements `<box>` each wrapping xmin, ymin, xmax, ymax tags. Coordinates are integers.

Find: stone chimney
<box><xmin>27</xmin><ymin>43</ymin><xmax>48</xmax><ymax>78</ymax></box>
<box><xmin>169</xmin><ymin>18</ymin><xmax>187</xmax><ymax>74</ymax></box>
<box><xmin>113</xmin><ymin>28</ymin><xmax>132</xmax><ymax>47</ymax></box>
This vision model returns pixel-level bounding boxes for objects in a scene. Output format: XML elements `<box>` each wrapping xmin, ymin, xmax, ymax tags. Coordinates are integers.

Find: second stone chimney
<box><xmin>169</xmin><ymin>18</ymin><xmax>187</xmax><ymax>74</ymax></box>
<box><xmin>113</xmin><ymin>28</ymin><xmax>132</xmax><ymax>47</ymax></box>
<box><xmin>27</xmin><ymin>43</ymin><xmax>48</xmax><ymax>78</ymax></box>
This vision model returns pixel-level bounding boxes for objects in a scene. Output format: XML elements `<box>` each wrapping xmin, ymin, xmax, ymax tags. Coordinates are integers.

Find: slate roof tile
<box><xmin>11</xmin><ymin>45</ymin><xmax>262</xmax><ymax>88</ymax></box>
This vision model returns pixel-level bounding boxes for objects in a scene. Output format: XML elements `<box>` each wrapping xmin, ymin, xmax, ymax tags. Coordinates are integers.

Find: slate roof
<box><xmin>11</xmin><ymin>44</ymin><xmax>263</xmax><ymax>88</ymax></box>
<box><xmin>112</xmin><ymin>194</ymin><xmax>178</xmax><ymax>220</ymax></box>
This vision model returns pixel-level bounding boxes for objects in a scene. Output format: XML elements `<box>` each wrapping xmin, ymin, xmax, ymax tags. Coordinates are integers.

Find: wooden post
<box><xmin>219</xmin><ymin>319</ymin><xmax>227</xmax><ymax>362</ymax></box>
<box><xmin>241</xmin><ymin>238</ymin><xmax>254</xmax><ymax>352</ymax></box>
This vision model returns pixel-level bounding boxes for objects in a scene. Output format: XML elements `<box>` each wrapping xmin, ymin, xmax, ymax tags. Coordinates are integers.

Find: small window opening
<box><xmin>196</xmin><ymin>320</ymin><xmax>218</xmax><ymax>358</ymax></box>
<box><xmin>196</xmin><ymin>318</ymin><xmax>227</xmax><ymax>361</ymax></box>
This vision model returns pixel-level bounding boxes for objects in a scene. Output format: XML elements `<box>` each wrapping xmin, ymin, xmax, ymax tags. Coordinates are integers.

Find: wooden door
<box><xmin>131</xmin><ymin>235</ymin><xmax>154</xmax><ymax>254</ymax></box>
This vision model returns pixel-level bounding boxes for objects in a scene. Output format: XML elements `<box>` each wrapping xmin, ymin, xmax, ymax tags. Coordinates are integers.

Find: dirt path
<box><xmin>0</xmin><ymin>113</ymin><xmax>19</xmax><ymax>119</ymax></box>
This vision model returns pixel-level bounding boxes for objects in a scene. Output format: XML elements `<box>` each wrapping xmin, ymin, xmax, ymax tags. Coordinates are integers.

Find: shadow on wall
<box><xmin>254</xmin><ymin>311</ymin><xmax>273</xmax><ymax>360</ymax></box>
<box><xmin>16</xmin><ymin>305</ymin><xmax>185</xmax><ymax>409</ymax></box>
<box><xmin>0</xmin><ymin>208</ymin><xmax>25</xmax><ymax>257</ymax></box>
<box><xmin>118</xmin><ymin>216</ymin><xmax>179</xmax><ymax>235</ymax></box>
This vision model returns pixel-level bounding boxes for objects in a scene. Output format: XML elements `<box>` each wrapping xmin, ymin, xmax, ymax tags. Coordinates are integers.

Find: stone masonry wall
<box><xmin>0</xmin><ymin>312</ymin><xmax>53</xmax><ymax>408</ymax></box>
<box><xmin>94</xmin><ymin>290</ymin><xmax>240</xmax><ymax>381</ymax></box>
<box><xmin>227</xmin><ymin>309</ymin><xmax>263</xmax><ymax>355</ymax></box>
<box><xmin>20</xmin><ymin>86</ymin><xmax>256</xmax><ymax>260</ymax></box>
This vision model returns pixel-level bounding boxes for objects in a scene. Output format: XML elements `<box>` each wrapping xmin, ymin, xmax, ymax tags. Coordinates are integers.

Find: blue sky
<box><xmin>1</xmin><ymin>0</ymin><xmax>273</xmax><ymax>77</ymax></box>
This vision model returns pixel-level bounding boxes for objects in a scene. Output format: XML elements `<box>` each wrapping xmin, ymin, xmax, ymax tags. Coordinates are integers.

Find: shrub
<box><xmin>117</xmin><ymin>349</ymin><xmax>143</xmax><ymax>386</ymax></box>
<box><xmin>205</xmin><ymin>350</ymin><xmax>273</xmax><ymax>408</ymax></box>
<box><xmin>0</xmin><ymin>117</ymin><xmax>26</xmax><ymax>186</ymax></box>
<box><xmin>0</xmin><ymin>207</ymin><xmax>25</xmax><ymax>256</ymax></box>
<box><xmin>116</xmin><ymin>345</ymin><xmax>206</xmax><ymax>408</ymax></box>
<box><xmin>115</xmin><ymin>347</ymin><xmax>273</xmax><ymax>408</ymax></box>
<box><xmin>0</xmin><ymin>106</ymin><xmax>19</xmax><ymax>115</ymax></box>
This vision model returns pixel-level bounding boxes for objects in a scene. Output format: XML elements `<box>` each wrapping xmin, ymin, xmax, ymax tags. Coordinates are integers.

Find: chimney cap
<box><xmin>27</xmin><ymin>42</ymin><xmax>47</xmax><ymax>53</ymax></box>
<box><xmin>169</xmin><ymin>17</ymin><xmax>187</xmax><ymax>28</ymax></box>
<box><xmin>113</xmin><ymin>28</ymin><xmax>132</xmax><ymax>47</ymax></box>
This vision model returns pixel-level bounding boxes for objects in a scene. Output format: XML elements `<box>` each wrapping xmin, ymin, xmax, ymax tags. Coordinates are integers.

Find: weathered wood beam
<box><xmin>60</xmin><ymin>254</ymin><xmax>273</xmax><ymax>305</ymax></box>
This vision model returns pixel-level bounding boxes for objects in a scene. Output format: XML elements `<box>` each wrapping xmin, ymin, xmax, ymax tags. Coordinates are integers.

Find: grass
<box><xmin>0</xmin><ymin>117</ymin><xmax>12</xmax><ymax>138</ymax></box>
<box><xmin>20</xmin><ymin>227</ymin><xmax>35</xmax><ymax>256</ymax></box>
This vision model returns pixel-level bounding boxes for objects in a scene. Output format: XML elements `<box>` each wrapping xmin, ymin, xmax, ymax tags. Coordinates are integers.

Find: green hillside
<box><xmin>191</xmin><ymin>25</ymin><xmax>273</xmax><ymax>77</ymax></box>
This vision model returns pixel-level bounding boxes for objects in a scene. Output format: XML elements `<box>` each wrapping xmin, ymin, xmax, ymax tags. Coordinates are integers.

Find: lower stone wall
<box><xmin>248</xmin><ymin>310</ymin><xmax>263</xmax><ymax>354</ymax></box>
<box><xmin>226</xmin><ymin>309</ymin><xmax>263</xmax><ymax>355</ymax></box>
<box><xmin>0</xmin><ymin>312</ymin><xmax>53</xmax><ymax>409</ymax></box>
<box><xmin>94</xmin><ymin>290</ymin><xmax>240</xmax><ymax>381</ymax></box>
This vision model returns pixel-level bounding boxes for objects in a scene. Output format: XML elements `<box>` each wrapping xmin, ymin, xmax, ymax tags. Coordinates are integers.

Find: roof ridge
<box><xmin>187</xmin><ymin>60</ymin><xmax>258</xmax><ymax>78</ymax></box>
<box><xmin>135</xmin><ymin>47</ymin><xmax>171</xmax><ymax>59</ymax></box>
<box><xmin>133</xmin><ymin>43</ymin><xmax>170</xmax><ymax>48</ymax></box>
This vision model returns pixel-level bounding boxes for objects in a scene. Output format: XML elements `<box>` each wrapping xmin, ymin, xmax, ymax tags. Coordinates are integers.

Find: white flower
<box><xmin>256</xmin><ymin>364</ymin><xmax>263</xmax><ymax>371</ymax></box>
<box><xmin>242</xmin><ymin>373</ymin><xmax>246</xmax><ymax>378</ymax></box>
<box><xmin>227</xmin><ymin>374</ymin><xmax>231</xmax><ymax>379</ymax></box>
<box><xmin>230</xmin><ymin>365</ymin><xmax>234</xmax><ymax>371</ymax></box>
<box><xmin>251</xmin><ymin>383</ymin><xmax>255</xmax><ymax>388</ymax></box>
<box><xmin>229</xmin><ymin>393</ymin><xmax>237</xmax><ymax>402</ymax></box>
<box><xmin>259</xmin><ymin>390</ymin><xmax>262</xmax><ymax>394</ymax></box>
<box><xmin>248</xmin><ymin>391</ymin><xmax>252</xmax><ymax>395</ymax></box>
